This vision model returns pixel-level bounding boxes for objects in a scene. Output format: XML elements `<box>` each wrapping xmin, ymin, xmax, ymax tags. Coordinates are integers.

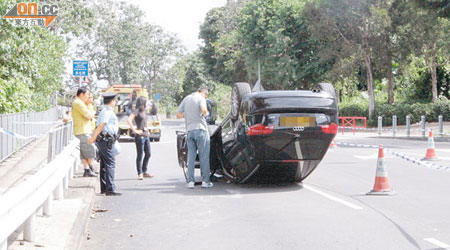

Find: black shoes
<box><xmin>83</xmin><ymin>168</ymin><xmax>97</xmax><ymax>177</ymax></box>
<box><xmin>105</xmin><ymin>191</ymin><xmax>122</xmax><ymax>196</ymax></box>
<box><xmin>89</xmin><ymin>164</ymin><xmax>99</xmax><ymax>174</ymax></box>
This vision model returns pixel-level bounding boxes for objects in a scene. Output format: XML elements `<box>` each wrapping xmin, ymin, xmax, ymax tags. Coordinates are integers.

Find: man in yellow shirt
<box><xmin>72</xmin><ymin>87</ymin><xmax>97</xmax><ymax>177</ymax></box>
<box><xmin>86</xmin><ymin>92</ymin><xmax>96</xmax><ymax>133</ymax></box>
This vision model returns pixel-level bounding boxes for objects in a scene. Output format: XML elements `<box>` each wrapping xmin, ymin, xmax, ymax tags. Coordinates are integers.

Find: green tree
<box><xmin>0</xmin><ymin>0</ymin><xmax>66</xmax><ymax>113</ymax></box>
<box><xmin>305</xmin><ymin>0</ymin><xmax>393</xmax><ymax>118</ymax></box>
<box><xmin>78</xmin><ymin>0</ymin><xmax>183</xmax><ymax>90</ymax></box>
<box><xmin>199</xmin><ymin>1</ymin><xmax>247</xmax><ymax>85</ymax></box>
<box><xmin>393</xmin><ymin>2</ymin><xmax>450</xmax><ymax>102</ymax></box>
<box><xmin>238</xmin><ymin>0</ymin><xmax>330</xmax><ymax>90</ymax></box>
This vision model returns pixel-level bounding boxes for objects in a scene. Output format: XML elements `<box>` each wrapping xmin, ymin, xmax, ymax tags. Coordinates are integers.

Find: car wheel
<box><xmin>313</xmin><ymin>82</ymin><xmax>336</xmax><ymax>99</ymax></box>
<box><xmin>154</xmin><ymin>138</ymin><xmax>160</xmax><ymax>142</ymax></box>
<box><xmin>230</xmin><ymin>82</ymin><xmax>251</xmax><ymax>120</ymax></box>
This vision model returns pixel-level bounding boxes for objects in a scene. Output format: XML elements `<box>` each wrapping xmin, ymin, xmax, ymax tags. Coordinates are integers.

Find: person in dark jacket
<box><xmin>127</xmin><ymin>96</ymin><xmax>152</xmax><ymax>180</ymax></box>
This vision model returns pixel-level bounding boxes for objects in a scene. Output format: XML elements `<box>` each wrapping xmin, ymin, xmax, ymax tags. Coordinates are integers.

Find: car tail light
<box><xmin>247</xmin><ymin>123</ymin><xmax>274</xmax><ymax>136</ymax></box>
<box><xmin>321</xmin><ymin>123</ymin><xmax>338</xmax><ymax>134</ymax></box>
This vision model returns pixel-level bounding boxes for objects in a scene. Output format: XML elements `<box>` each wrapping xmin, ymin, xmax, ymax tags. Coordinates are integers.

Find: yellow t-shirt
<box><xmin>87</xmin><ymin>103</ymin><xmax>96</xmax><ymax>131</ymax></box>
<box><xmin>72</xmin><ymin>98</ymin><xmax>94</xmax><ymax>135</ymax></box>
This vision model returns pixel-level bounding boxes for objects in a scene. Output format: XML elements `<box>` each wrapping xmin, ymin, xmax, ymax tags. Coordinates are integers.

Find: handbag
<box><xmin>113</xmin><ymin>141</ymin><xmax>121</xmax><ymax>156</ymax></box>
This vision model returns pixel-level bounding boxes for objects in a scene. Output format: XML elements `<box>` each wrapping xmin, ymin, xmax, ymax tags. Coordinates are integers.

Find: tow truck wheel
<box><xmin>231</xmin><ymin>82</ymin><xmax>251</xmax><ymax>120</ymax></box>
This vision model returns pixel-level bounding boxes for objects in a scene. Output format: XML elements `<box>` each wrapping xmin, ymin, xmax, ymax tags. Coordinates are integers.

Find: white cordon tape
<box><xmin>0</xmin><ymin>127</ymin><xmax>39</xmax><ymax>140</ymax></box>
<box><xmin>336</xmin><ymin>142</ymin><xmax>450</xmax><ymax>172</ymax></box>
<box><xmin>13</xmin><ymin>121</ymin><xmax>62</xmax><ymax>125</ymax></box>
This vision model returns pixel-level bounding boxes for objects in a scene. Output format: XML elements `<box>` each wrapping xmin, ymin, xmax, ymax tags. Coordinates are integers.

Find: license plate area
<box><xmin>279</xmin><ymin>116</ymin><xmax>316</xmax><ymax>127</ymax></box>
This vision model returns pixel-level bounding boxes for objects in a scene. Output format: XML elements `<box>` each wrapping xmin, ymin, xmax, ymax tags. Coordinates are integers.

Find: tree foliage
<box><xmin>77</xmin><ymin>0</ymin><xmax>184</xmax><ymax>94</ymax></box>
<box><xmin>196</xmin><ymin>0</ymin><xmax>450</xmax><ymax>119</ymax></box>
<box><xmin>0</xmin><ymin>0</ymin><xmax>66</xmax><ymax>113</ymax></box>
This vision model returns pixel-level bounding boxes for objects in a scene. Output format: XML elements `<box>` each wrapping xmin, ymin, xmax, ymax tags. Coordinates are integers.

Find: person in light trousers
<box><xmin>176</xmin><ymin>87</ymin><xmax>213</xmax><ymax>189</ymax></box>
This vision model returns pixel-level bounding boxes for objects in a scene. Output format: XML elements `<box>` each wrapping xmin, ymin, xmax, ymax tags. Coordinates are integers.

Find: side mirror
<box><xmin>206</xmin><ymin>99</ymin><xmax>218</xmax><ymax>125</ymax></box>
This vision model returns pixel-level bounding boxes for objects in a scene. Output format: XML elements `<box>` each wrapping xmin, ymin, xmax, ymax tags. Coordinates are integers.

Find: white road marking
<box><xmin>436</xmin><ymin>148</ymin><xmax>450</xmax><ymax>153</ymax></box>
<box><xmin>424</xmin><ymin>238</ymin><xmax>450</xmax><ymax>249</ymax></box>
<box><xmin>303</xmin><ymin>184</ymin><xmax>363</xmax><ymax>210</ymax></box>
<box><xmin>354</xmin><ymin>153</ymin><xmax>379</xmax><ymax>160</ymax></box>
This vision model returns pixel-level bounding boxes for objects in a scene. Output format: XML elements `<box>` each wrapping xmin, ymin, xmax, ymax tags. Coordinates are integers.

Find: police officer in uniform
<box><xmin>88</xmin><ymin>93</ymin><xmax>121</xmax><ymax>196</ymax></box>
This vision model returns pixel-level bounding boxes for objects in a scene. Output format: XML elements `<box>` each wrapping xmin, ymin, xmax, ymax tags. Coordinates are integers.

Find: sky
<box><xmin>124</xmin><ymin>0</ymin><xmax>227</xmax><ymax>52</ymax></box>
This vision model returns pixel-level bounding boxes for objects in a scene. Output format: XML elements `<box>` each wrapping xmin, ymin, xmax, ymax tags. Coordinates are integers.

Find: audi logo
<box><xmin>293</xmin><ymin>126</ymin><xmax>305</xmax><ymax>132</ymax></box>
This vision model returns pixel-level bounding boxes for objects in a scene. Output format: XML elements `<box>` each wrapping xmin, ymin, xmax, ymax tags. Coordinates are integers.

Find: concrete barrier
<box><xmin>0</xmin><ymin>139</ymin><xmax>80</xmax><ymax>250</ymax></box>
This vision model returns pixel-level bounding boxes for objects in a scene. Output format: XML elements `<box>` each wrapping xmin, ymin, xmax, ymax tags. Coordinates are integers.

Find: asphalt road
<box><xmin>81</xmin><ymin>119</ymin><xmax>450</xmax><ymax>250</ymax></box>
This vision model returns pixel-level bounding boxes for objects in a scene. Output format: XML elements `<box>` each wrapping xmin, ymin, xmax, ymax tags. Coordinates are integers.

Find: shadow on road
<box><xmin>119</xmin><ymin>178</ymin><xmax>304</xmax><ymax>197</ymax></box>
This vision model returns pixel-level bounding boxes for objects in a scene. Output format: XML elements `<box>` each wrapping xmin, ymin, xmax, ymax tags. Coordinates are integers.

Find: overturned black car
<box><xmin>176</xmin><ymin>82</ymin><xmax>338</xmax><ymax>183</ymax></box>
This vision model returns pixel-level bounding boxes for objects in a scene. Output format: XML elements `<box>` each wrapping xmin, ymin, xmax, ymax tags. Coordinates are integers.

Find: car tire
<box><xmin>230</xmin><ymin>82</ymin><xmax>251</xmax><ymax>120</ymax></box>
<box><xmin>154</xmin><ymin>138</ymin><xmax>160</xmax><ymax>142</ymax></box>
<box><xmin>314</xmin><ymin>82</ymin><xmax>336</xmax><ymax>99</ymax></box>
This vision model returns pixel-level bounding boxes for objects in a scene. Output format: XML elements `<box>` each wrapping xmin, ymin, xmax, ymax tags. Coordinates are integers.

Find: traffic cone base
<box><xmin>366</xmin><ymin>145</ymin><xmax>395</xmax><ymax>196</ymax></box>
<box><xmin>422</xmin><ymin>149</ymin><xmax>437</xmax><ymax>161</ymax></box>
<box><xmin>367</xmin><ymin>189</ymin><xmax>396</xmax><ymax>195</ymax></box>
<box><xmin>422</xmin><ymin>130</ymin><xmax>438</xmax><ymax>161</ymax></box>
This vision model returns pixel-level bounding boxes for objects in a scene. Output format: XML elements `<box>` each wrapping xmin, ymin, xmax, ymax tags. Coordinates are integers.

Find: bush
<box><xmin>338</xmin><ymin>99</ymin><xmax>368</xmax><ymax>118</ymax></box>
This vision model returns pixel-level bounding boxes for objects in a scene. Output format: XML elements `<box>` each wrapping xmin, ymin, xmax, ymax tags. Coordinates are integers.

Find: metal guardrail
<box><xmin>47</xmin><ymin>122</ymin><xmax>74</xmax><ymax>163</ymax></box>
<box><xmin>0</xmin><ymin>122</ymin><xmax>78</xmax><ymax>250</ymax></box>
<box><xmin>0</xmin><ymin>107</ymin><xmax>59</xmax><ymax>163</ymax></box>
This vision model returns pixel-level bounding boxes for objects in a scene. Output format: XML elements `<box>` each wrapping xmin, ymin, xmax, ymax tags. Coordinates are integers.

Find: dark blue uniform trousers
<box><xmin>96</xmin><ymin>140</ymin><xmax>116</xmax><ymax>193</ymax></box>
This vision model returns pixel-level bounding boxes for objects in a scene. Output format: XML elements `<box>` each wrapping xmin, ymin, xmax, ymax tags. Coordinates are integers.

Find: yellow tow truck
<box><xmin>102</xmin><ymin>84</ymin><xmax>161</xmax><ymax>142</ymax></box>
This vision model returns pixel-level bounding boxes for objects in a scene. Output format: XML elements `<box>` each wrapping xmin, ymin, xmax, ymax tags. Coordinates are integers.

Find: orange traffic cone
<box><xmin>367</xmin><ymin>145</ymin><xmax>395</xmax><ymax>195</ymax></box>
<box><xmin>422</xmin><ymin>130</ymin><xmax>438</xmax><ymax>161</ymax></box>
<box><xmin>330</xmin><ymin>139</ymin><xmax>337</xmax><ymax>148</ymax></box>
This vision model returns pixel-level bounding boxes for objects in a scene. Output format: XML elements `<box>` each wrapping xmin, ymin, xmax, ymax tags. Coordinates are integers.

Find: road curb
<box><xmin>64</xmin><ymin>176</ymin><xmax>97</xmax><ymax>250</ymax></box>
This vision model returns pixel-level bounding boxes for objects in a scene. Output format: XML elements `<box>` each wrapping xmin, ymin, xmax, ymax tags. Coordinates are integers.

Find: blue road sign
<box><xmin>73</xmin><ymin>60</ymin><xmax>89</xmax><ymax>76</ymax></box>
<box><xmin>154</xmin><ymin>93</ymin><xmax>161</xmax><ymax>100</ymax></box>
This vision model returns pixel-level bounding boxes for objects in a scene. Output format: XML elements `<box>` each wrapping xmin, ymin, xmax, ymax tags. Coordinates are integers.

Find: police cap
<box><xmin>102</xmin><ymin>92</ymin><xmax>117</xmax><ymax>103</ymax></box>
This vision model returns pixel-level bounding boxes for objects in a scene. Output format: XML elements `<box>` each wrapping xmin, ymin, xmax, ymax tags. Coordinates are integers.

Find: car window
<box><xmin>221</xmin><ymin>116</ymin><xmax>233</xmax><ymax>137</ymax></box>
<box><xmin>245</xmin><ymin>114</ymin><xmax>264</xmax><ymax>127</ymax></box>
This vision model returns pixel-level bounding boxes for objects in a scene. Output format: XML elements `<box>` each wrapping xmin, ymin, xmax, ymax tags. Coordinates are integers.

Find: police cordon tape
<box><xmin>336</xmin><ymin>141</ymin><xmax>450</xmax><ymax>172</ymax></box>
<box><xmin>0</xmin><ymin>127</ymin><xmax>40</xmax><ymax>140</ymax></box>
<box><xmin>12</xmin><ymin>121</ymin><xmax>62</xmax><ymax>125</ymax></box>
<box><xmin>0</xmin><ymin>121</ymin><xmax>62</xmax><ymax>140</ymax></box>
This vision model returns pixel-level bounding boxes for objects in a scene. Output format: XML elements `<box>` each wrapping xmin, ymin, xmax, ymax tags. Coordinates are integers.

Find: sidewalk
<box><xmin>338</xmin><ymin>121</ymin><xmax>450</xmax><ymax>142</ymax></box>
<box><xmin>7</xmin><ymin>171</ymin><xmax>97</xmax><ymax>250</ymax></box>
<box><xmin>0</xmin><ymin>135</ymin><xmax>49</xmax><ymax>194</ymax></box>
<box><xmin>0</xmin><ymin>135</ymin><xmax>98</xmax><ymax>250</ymax></box>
